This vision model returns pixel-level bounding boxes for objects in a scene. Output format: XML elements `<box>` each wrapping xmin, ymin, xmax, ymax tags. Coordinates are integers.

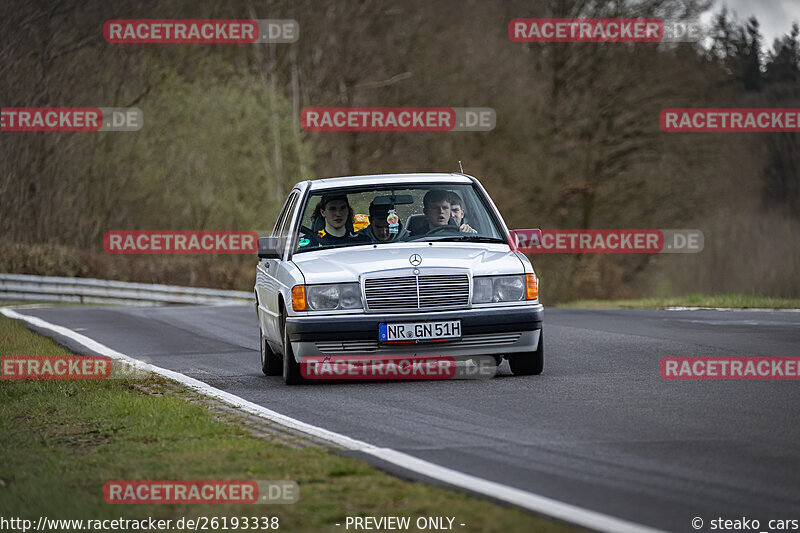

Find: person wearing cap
<box><xmin>359</xmin><ymin>200</ymin><xmax>408</xmax><ymax>242</ymax></box>
<box><xmin>310</xmin><ymin>193</ymin><xmax>370</xmax><ymax>247</ymax></box>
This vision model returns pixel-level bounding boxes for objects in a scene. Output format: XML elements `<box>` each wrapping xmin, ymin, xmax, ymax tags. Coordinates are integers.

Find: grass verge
<box><xmin>560</xmin><ymin>294</ymin><xmax>800</xmax><ymax>309</ymax></box>
<box><xmin>0</xmin><ymin>315</ymin><xmax>577</xmax><ymax>532</ymax></box>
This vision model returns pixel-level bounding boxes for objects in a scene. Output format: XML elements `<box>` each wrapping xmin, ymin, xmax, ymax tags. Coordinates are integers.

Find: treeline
<box><xmin>1</xmin><ymin>0</ymin><xmax>797</xmax><ymax>299</ymax></box>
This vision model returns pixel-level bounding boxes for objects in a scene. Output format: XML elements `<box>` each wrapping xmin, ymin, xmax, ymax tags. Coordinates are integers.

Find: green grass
<box><xmin>560</xmin><ymin>294</ymin><xmax>800</xmax><ymax>309</ymax></box>
<box><xmin>0</xmin><ymin>316</ymin><xmax>577</xmax><ymax>532</ymax></box>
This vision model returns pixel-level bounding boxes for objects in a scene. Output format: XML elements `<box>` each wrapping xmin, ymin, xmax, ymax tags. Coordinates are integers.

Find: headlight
<box><xmin>305</xmin><ymin>283</ymin><xmax>362</xmax><ymax>310</ymax></box>
<box><xmin>495</xmin><ymin>276</ymin><xmax>525</xmax><ymax>301</ymax></box>
<box><xmin>473</xmin><ymin>277</ymin><xmax>494</xmax><ymax>303</ymax></box>
<box><xmin>338</xmin><ymin>283</ymin><xmax>362</xmax><ymax>309</ymax></box>
<box><xmin>472</xmin><ymin>275</ymin><xmax>527</xmax><ymax>303</ymax></box>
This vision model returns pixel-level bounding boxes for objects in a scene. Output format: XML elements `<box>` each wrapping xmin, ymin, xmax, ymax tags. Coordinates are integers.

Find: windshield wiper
<box><xmin>426</xmin><ymin>235</ymin><xmax>506</xmax><ymax>243</ymax></box>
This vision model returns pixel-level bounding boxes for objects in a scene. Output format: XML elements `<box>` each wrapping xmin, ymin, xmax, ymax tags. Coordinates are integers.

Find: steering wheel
<box><xmin>425</xmin><ymin>224</ymin><xmax>460</xmax><ymax>236</ymax></box>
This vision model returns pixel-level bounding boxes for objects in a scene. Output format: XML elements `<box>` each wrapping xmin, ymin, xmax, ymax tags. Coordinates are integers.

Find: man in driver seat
<box><xmin>414</xmin><ymin>189</ymin><xmax>477</xmax><ymax>235</ymax></box>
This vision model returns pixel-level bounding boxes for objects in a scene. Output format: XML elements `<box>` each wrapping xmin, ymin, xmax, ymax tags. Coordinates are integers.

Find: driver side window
<box><xmin>272</xmin><ymin>194</ymin><xmax>293</xmax><ymax>237</ymax></box>
<box><xmin>269</xmin><ymin>191</ymin><xmax>299</xmax><ymax>257</ymax></box>
<box><xmin>279</xmin><ymin>192</ymin><xmax>299</xmax><ymax>241</ymax></box>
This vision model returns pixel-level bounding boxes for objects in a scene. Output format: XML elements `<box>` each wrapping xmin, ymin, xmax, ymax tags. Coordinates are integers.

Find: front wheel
<box><xmin>282</xmin><ymin>317</ymin><xmax>307</xmax><ymax>385</ymax></box>
<box><xmin>507</xmin><ymin>330</ymin><xmax>544</xmax><ymax>376</ymax></box>
<box><xmin>260</xmin><ymin>331</ymin><xmax>281</xmax><ymax>376</ymax></box>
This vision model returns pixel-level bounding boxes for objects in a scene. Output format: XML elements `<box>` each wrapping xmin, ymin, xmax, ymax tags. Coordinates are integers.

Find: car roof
<box><xmin>301</xmin><ymin>173</ymin><xmax>475</xmax><ymax>192</ymax></box>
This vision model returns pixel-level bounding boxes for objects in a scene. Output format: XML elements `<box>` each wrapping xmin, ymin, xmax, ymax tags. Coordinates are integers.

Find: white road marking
<box><xmin>1</xmin><ymin>307</ymin><xmax>665</xmax><ymax>533</ymax></box>
<box><xmin>674</xmin><ymin>319</ymin><xmax>793</xmax><ymax>326</ymax></box>
<box><xmin>664</xmin><ymin>306</ymin><xmax>800</xmax><ymax>312</ymax></box>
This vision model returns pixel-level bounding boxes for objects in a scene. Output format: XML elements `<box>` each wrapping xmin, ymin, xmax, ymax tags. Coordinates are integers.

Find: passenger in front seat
<box><xmin>309</xmin><ymin>193</ymin><xmax>370</xmax><ymax>247</ymax></box>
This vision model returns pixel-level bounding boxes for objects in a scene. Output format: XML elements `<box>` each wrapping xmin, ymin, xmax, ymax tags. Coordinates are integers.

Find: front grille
<box><xmin>314</xmin><ymin>333</ymin><xmax>522</xmax><ymax>355</ymax></box>
<box><xmin>315</xmin><ymin>340</ymin><xmax>379</xmax><ymax>353</ymax></box>
<box><xmin>364</xmin><ymin>274</ymin><xmax>470</xmax><ymax>311</ymax></box>
<box><xmin>457</xmin><ymin>332</ymin><xmax>521</xmax><ymax>346</ymax></box>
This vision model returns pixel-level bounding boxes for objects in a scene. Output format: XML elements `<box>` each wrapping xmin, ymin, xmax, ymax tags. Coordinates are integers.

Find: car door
<box><xmin>256</xmin><ymin>190</ymin><xmax>300</xmax><ymax>348</ymax></box>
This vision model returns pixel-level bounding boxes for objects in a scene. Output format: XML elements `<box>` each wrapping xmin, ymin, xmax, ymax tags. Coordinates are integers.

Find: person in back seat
<box><xmin>359</xmin><ymin>200</ymin><xmax>408</xmax><ymax>242</ymax></box>
<box><xmin>447</xmin><ymin>191</ymin><xmax>477</xmax><ymax>233</ymax></box>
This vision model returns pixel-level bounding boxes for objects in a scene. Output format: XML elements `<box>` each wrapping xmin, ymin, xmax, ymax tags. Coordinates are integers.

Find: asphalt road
<box><xmin>11</xmin><ymin>304</ymin><xmax>800</xmax><ymax>532</ymax></box>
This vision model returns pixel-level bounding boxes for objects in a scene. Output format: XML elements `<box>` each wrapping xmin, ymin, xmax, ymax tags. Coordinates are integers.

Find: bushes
<box><xmin>0</xmin><ymin>240</ymin><xmax>254</xmax><ymax>291</ymax></box>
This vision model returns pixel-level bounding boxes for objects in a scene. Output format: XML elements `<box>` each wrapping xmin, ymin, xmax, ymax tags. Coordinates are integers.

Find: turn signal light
<box><xmin>525</xmin><ymin>274</ymin><xmax>538</xmax><ymax>300</ymax></box>
<box><xmin>291</xmin><ymin>285</ymin><xmax>307</xmax><ymax>311</ymax></box>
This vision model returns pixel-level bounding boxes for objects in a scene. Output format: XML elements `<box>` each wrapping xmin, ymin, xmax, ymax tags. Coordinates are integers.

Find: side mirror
<box><xmin>258</xmin><ymin>237</ymin><xmax>285</xmax><ymax>259</ymax></box>
<box><xmin>508</xmin><ymin>229</ymin><xmax>542</xmax><ymax>252</ymax></box>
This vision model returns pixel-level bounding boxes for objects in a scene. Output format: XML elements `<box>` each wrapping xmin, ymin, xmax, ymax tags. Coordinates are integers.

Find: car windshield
<box><xmin>293</xmin><ymin>183</ymin><xmax>506</xmax><ymax>253</ymax></box>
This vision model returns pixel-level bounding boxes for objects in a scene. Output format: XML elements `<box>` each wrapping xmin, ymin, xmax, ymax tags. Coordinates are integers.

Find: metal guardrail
<box><xmin>0</xmin><ymin>274</ymin><xmax>253</xmax><ymax>306</ymax></box>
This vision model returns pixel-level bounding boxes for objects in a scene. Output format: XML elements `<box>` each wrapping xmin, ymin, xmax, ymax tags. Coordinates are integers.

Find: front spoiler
<box><xmin>285</xmin><ymin>304</ymin><xmax>543</xmax><ymax>342</ymax></box>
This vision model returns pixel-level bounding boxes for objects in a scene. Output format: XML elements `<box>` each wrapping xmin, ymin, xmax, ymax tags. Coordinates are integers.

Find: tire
<box><xmin>260</xmin><ymin>330</ymin><xmax>282</xmax><ymax>376</ymax></box>
<box><xmin>508</xmin><ymin>330</ymin><xmax>544</xmax><ymax>376</ymax></box>
<box><xmin>282</xmin><ymin>315</ymin><xmax>307</xmax><ymax>385</ymax></box>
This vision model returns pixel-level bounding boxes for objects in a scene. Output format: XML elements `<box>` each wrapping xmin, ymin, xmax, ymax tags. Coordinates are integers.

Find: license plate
<box><xmin>379</xmin><ymin>320</ymin><xmax>461</xmax><ymax>343</ymax></box>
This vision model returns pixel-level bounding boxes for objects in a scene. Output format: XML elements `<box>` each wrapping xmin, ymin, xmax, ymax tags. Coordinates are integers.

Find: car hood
<box><xmin>292</xmin><ymin>242</ymin><xmax>526</xmax><ymax>284</ymax></box>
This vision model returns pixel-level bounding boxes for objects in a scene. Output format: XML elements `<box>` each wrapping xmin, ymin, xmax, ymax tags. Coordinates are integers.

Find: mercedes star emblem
<box><xmin>409</xmin><ymin>254</ymin><xmax>422</xmax><ymax>266</ymax></box>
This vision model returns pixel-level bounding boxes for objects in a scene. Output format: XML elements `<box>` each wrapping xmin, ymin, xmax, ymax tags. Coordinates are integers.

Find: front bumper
<box><xmin>285</xmin><ymin>304</ymin><xmax>543</xmax><ymax>360</ymax></box>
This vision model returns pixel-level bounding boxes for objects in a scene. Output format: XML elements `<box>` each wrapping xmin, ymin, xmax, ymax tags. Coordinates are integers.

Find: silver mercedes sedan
<box><xmin>254</xmin><ymin>173</ymin><xmax>544</xmax><ymax>384</ymax></box>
